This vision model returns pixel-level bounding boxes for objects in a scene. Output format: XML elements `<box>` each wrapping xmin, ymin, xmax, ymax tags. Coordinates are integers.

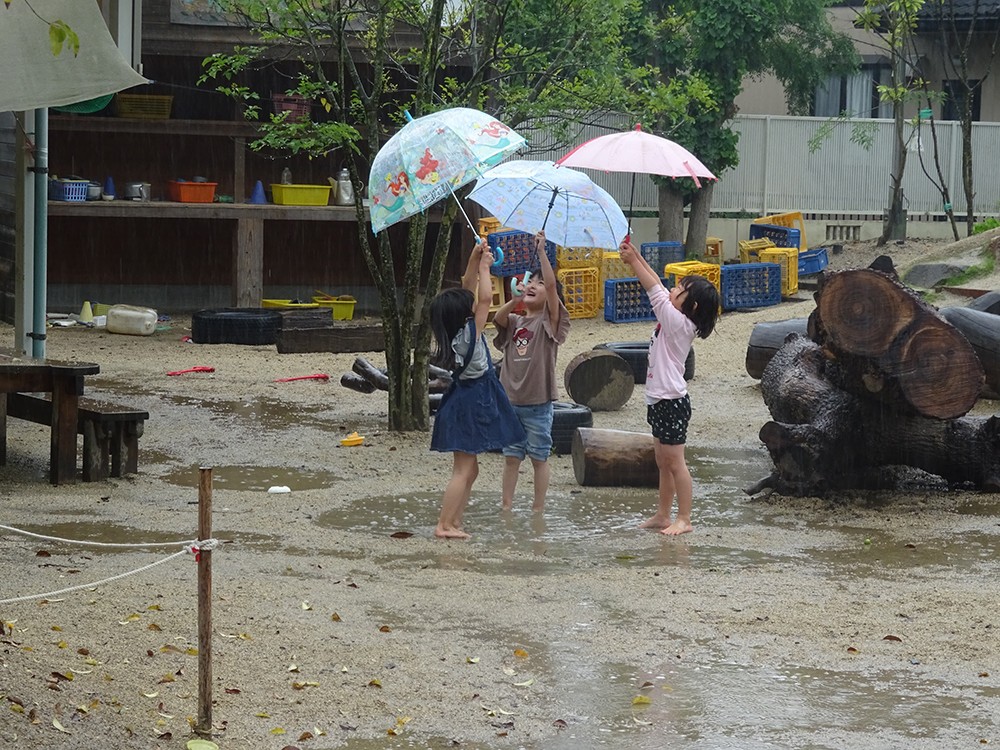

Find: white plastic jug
<box><xmin>106</xmin><ymin>304</ymin><xmax>158</xmax><ymax>336</ymax></box>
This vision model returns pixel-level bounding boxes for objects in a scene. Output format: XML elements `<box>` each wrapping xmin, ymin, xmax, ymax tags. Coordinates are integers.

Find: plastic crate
<box><xmin>603</xmin><ymin>277</ymin><xmax>670</xmax><ymax>323</ymax></box>
<box><xmin>640</xmin><ymin>241</ymin><xmax>685</xmax><ymax>269</ymax></box>
<box><xmin>720</xmin><ymin>263</ymin><xmax>782</xmax><ymax>310</ymax></box>
<box><xmin>487</xmin><ymin>230</ymin><xmax>557</xmax><ymax>277</ymax></box>
<box><xmin>114</xmin><ymin>94</ymin><xmax>173</xmax><ymax>120</ymax></box>
<box><xmin>758</xmin><ymin>247</ymin><xmax>800</xmax><ymax>297</ymax></box>
<box><xmin>272</xmin><ymin>93</ymin><xmax>310</xmax><ymax>121</ymax></box>
<box><xmin>705</xmin><ymin>237</ymin><xmax>723</xmax><ymax>264</ymax></box>
<box><xmin>167</xmin><ymin>180</ymin><xmax>218</xmax><ymax>203</ymax></box>
<box><xmin>753</xmin><ymin>211</ymin><xmax>807</xmax><ymax>250</ymax></box>
<box><xmin>48</xmin><ymin>179</ymin><xmax>89</xmax><ymax>202</ymax></box>
<box><xmin>798</xmin><ymin>246</ymin><xmax>829</xmax><ymax>276</ymax></box>
<box><xmin>663</xmin><ymin>260</ymin><xmax>721</xmax><ymax>293</ymax></box>
<box><xmin>557</xmin><ymin>245</ymin><xmax>604</xmax><ymax>269</ymax></box>
<box><xmin>738</xmin><ymin>238</ymin><xmax>776</xmax><ymax>264</ymax></box>
<box><xmin>601</xmin><ymin>251</ymin><xmax>634</xmax><ymax>282</ymax></box>
<box><xmin>478</xmin><ymin>217</ymin><xmax>503</xmax><ymax>239</ymax></box>
<box><xmin>749</xmin><ymin>223</ymin><xmax>801</xmax><ymax>249</ymax></box>
<box><xmin>271</xmin><ymin>183</ymin><xmax>332</xmax><ymax>205</ymax></box>
<box><xmin>557</xmin><ymin>267</ymin><xmax>601</xmax><ymax>319</ymax></box>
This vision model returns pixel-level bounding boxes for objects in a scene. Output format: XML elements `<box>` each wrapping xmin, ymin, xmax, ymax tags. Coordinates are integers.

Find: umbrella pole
<box><xmin>447</xmin><ymin>183</ymin><xmax>480</xmax><ymax>238</ymax></box>
<box><xmin>540</xmin><ymin>187</ymin><xmax>558</xmax><ymax>232</ymax></box>
<box><xmin>626</xmin><ymin>173</ymin><xmax>636</xmax><ymax>242</ymax></box>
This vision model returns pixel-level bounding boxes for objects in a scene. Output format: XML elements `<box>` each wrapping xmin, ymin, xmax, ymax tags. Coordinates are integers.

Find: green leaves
<box><xmin>48</xmin><ymin>19</ymin><xmax>78</xmax><ymax>57</ymax></box>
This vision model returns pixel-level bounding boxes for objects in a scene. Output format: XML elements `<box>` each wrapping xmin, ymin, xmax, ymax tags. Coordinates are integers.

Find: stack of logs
<box><xmin>752</xmin><ymin>266</ymin><xmax>996</xmax><ymax>495</ymax></box>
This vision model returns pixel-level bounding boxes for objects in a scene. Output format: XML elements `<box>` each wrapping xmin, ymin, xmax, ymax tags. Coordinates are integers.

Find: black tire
<box><xmin>594</xmin><ymin>341</ymin><xmax>695</xmax><ymax>383</ymax></box>
<box><xmin>551</xmin><ymin>401</ymin><xmax>592</xmax><ymax>455</ymax></box>
<box><xmin>192</xmin><ymin>308</ymin><xmax>282</xmax><ymax>345</ymax></box>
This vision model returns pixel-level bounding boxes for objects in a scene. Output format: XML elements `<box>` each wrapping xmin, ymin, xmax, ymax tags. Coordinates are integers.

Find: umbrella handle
<box><xmin>491</xmin><ymin>247</ymin><xmax>504</xmax><ymax>267</ymax></box>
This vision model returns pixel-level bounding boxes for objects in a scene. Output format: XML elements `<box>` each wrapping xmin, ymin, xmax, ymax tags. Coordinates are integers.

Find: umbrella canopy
<box><xmin>557</xmin><ymin>124</ymin><xmax>716</xmax><ymax>188</ymax></box>
<box><xmin>368</xmin><ymin>107</ymin><xmax>525</xmax><ymax>234</ymax></box>
<box><xmin>467</xmin><ymin>160</ymin><xmax>628</xmax><ymax>249</ymax></box>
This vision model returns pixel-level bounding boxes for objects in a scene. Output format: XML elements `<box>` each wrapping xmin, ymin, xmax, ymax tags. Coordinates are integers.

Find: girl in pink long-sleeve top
<box><xmin>619</xmin><ymin>240</ymin><xmax>720</xmax><ymax>535</ymax></box>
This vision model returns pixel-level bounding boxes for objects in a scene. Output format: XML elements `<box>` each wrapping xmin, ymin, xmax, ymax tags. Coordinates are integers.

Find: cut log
<box><xmin>571</xmin><ymin>427</ymin><xmax>658</xmax><ymax>487</ymax></box>
<box><xmin>755</xmin><ymin>331</ymin><xmax>1000</xmax><ymax>495</ymax></box>
<box><xmin>352</xmin><ymin>357</ymin><xmax>390</xmax><ymax>390</ymax></box>
<box><xmin>745</xmin><ymin>318</ymin><xmax>809</xmax><ymax>379</ymax></box>
<box><xmin>340</xmin><ymin>372</ymin><xmax>376</xmax><ymax>394</ymax></box>
<box><xmin>563</xmin><ymin>350</ymin><xmax>634</xmax><ymax>411</ymax></box>
<box><xmin>812</xmin><ymin>269</ymin><xmax>983</xmax><ymax>419</ymax></box>
<box><xmin>967</xmin><ymin>290</ymin><xmax>1000</xmax><ymax>315</ymax></box>
<box><xmin>938</xmin><ymin>306</ymin><xmax>1000</xmax><ymax>398</ymax></box>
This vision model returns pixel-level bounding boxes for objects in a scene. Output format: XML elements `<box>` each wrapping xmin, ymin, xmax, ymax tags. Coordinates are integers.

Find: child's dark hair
<box><xmin>430</xmin><ymin>288</ymin><xmax>474</xmax><ymax>370</ymax></box>
<box><xmin>527</xmin><ymin>266</ymin><xmax>563</xmax><ymax>300</ymax></box>
<box><xmin>677</xmin><ymin>275</ymin><xmax>719</xmax><ymax>339</ymax></box>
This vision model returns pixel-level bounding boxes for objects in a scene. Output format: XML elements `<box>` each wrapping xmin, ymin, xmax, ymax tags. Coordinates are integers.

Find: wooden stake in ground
<box><xmin>196</xmin><ymin>467</ymin><xmax>213</xmax><ymax>737</ymax></box>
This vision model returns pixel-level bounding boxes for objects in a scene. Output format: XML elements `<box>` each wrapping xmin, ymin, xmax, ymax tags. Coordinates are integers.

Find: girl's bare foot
<box><xmin>434</xmin><ymin>525</ymin><xmax>470</xmax><ymax>539</ymax></box>
<box><xmin>660</xmin><ymin>519</ymin><xmax>693</xmax><ymax>536</ymax></box>
<box><xmin>639</xmin><ymin>515</ymin><xmax>670</xmax><ymax>529</ymax></box>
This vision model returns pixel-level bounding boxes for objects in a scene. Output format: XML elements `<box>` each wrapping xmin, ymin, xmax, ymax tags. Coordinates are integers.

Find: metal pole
<box><xmin>31</xmin><ymin>108</ymin><xmax>49</xmax><ymax>359</ymax></box>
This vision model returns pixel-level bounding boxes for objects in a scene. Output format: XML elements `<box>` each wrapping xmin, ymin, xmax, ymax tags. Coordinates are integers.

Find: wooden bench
<box><xmin>5</xmin><ymin>392</ymin><xmax>148</xmax><ymax>481</ymax></box>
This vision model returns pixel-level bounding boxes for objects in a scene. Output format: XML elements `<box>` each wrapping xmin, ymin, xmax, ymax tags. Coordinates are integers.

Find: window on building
<box><xmin>941</xmin><ymin>80</ymin><xmax>981</xmax><ymax>121</ymax></box>
<box><xmin>813</xmin><ymin>63</ymin><xmax>893</xmax><ymax>118</ymax></box>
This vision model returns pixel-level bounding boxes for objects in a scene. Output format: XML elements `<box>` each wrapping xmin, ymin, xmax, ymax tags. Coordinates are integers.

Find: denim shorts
<box><xmin>503</xmin><ymin>402</ymin><xmax>554</xmax><ymax>461</ymax></box>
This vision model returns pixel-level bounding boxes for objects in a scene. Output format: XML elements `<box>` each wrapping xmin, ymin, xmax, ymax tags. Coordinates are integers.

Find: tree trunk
<box><xmin>563</xmin><ymin>350</ymin><xmax>634</xmax><ymax>411</ymax></box>
<box><xmin>658</xmin><ymin>184</ymin><xmax>684</xmax><ymax>242</ymax></box>
<box><xmin>938</xmin><ymin>306</ymin><xmax>1000</xmax><ymax>398</ymax></box>
<box><xmin>752</xmin><ymin>269</ymin><xmax>995</xmax><ymax>495</ymax></box>
<box><xmin>571</xmin><ymin>427</ymin><xmax>657</xmax><ymax>487</ymax></box>
<box><xmin>684</xmin><ymin>181</ymin><xmax>713</xmax><ymax>259</ymax></box>
<box><xmin>811</xmin><ymin>269</ymin><xmax>982</xmax><ymax>419</ymax></box>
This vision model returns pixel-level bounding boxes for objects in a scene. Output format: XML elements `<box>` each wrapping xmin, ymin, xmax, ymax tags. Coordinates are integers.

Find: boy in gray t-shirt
<box><xmin>493</xmin><ymin>231</ymin><xmax>570</xmax><ymax>511</ymax></box>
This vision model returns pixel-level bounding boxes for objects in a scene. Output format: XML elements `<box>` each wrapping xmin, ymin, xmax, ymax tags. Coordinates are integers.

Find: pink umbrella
<box><xmin>557</xmin><ymin>124</ymin><xmax>716</xmax><ymax>233</ymax></box>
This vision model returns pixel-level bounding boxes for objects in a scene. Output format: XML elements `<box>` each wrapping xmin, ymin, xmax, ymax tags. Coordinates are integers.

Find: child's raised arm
<box><xmin>535</xmin><ymin>231</ymin><xmax>561</xmax><ymax>328</ymax></box>
<box><xmin>619</xmin><ymin>240</ymin><xmax>661</xmax><ymax>293</ymax></box>
<box><xmin>462</xmin><ymin>239</ymin><xmax>486</xmax><ymax>292</ymax></box>
<box><xmin>472</xmin><ymin>241</ymin><xmax>495</xmax><ymax>337</ymax></box>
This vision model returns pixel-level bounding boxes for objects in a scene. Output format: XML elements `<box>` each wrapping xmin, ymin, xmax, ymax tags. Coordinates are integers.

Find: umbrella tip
<box><xmin>634</xmin><ymin>123</ymin><xmax>642</xmax><ymax>131</ymax></box>
<box><xmin>404</xmin><ymin>110</ymin><xmax>414</xmax><ymax>122</ymax></box>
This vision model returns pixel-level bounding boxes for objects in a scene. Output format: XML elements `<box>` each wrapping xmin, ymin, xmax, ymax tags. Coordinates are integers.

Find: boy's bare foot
<box><xmin>660</xmin><ymin>519</ymin><xmax>693</xmax><ymax>536</ymax></box>
<box><xmin>639</xmin><ymin>515</ymin><xmax>670</xmax><ymax>529</ymax></box>
<box><xmin>501</xmin><ymin>499</ymin><xmax>513</xmax><ymax>511</ymax></box>
<box><xmin>434</xmin><ymin>525</ymin><xmax>470</xmax><ymax>539</ymax></box>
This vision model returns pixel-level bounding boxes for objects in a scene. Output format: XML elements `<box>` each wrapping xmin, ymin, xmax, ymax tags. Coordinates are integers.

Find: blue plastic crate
<box><xmin>640</xmin><ymin>241</ymin><xmax>684</xmax><ymax>269</ymax></box>
<box><xmin>603</xmin><ymin>277</ymin><xmax>670</xmax><ymax>323</ymax></box>
<box><xmin>48</xmin><ymin>179</ymin><xmax>89</xmax><ymax>202</ymax></box>
<box><xmin>798</xmin><ymin>246</ymin><xmax>829</xmax><ymax>276</ymax></box>
<box><xmin>749</xmin><ymin>223</ymin><xmax>801</xmax><ymax>249</ymax></box>
<box><xmin>720</xmin><ymin>262</ymin><xmax>782</xmax><ymax>310</ymax></box>
<box><xmin>487</xmin><ymin>230</ymin><xmax>558</xmax><ymax>277</ymax></box>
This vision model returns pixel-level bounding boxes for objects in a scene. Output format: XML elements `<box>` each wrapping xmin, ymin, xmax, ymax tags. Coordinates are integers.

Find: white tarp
<box><xmin>0</xmin><ymin>0</ymin><xmax>147</xmax><ymax>112</ymax></box>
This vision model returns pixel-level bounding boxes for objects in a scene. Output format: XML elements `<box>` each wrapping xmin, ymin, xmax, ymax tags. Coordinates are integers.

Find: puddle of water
<box><xmin>8</xmin><ymin>521</ymin><xmax>271</xmax><ymax>556</ymax></box>
<box><xmin>809</xmin><ymin>529</ymin><xmax>1000</xmax><ymax>576</ymax></box>
<box><xmin>159</xmin><ymin>393</ymin><xmax>345</xmax><ymax>433</ymax></box>
<box><xmin>161</xmin><ymin>463</ymin><xmax>341</xmax><ymax>491</ymax></box>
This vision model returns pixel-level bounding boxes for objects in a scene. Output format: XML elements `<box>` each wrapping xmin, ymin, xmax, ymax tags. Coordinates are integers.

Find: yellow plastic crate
<box><xmin>705</xmin><ymin>237</ymin><xmax>723</xmax><ymax>264</ymax></box>
<box><xmin>312</xmin><ymin>295</ymin><xmax>357</xmax><ymax>319</ymax></box>
<box><xmin>738</xmin><ymin>238</ymin><xmax>776</xmax><ymax>264</ymax></box>
<box><xmin>752</xmin><ymin>211</ymin><xmax>807</xmax><ymax>250</ymax></box>
<box><xmin>478</xmin><ymin>217</ymin><xmax>503</xmax><ymax>239</ymax></box>
<box><xmin>663</xmin><ymin>260</ymin><xmax>721</xmax><ymax>293</ymax></box>
<box><xmin>601</xmin><ymin>251</ymin><xmax>634</xmax><ymax>282</ymax></box>
<box><xmin>262</xmin><ymin>299</ymin><xmax>321</xmax><ymax>309</ymax></box>
<box><xmin>271</xmin><ymin>183</ymin><xmax>332</xmax><ymax>206</ymax></box>
<box><xmin>758</xmin><ymin>247</ymin><xmax>799</xmax><ymax>297</ymax></box>
<box><xmin>557</xmin><ymin>245</ymin><xmax>604</xmax><ymax>269</ymax></box>
<box><xmin>557</xmin><ymin>266</ymin><xmax>601</xmax><ymax>319</ymax></box>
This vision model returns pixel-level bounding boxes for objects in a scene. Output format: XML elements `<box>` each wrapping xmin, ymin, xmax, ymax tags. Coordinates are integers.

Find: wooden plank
<box><xmin>276</xmin><ymin>323</ymin><xmax>387</xmax><ymax>354</ymax></box>
<box><xmin>47</xmin><ymin>200</ymin><xmax>363</xmax><ymax>222</ymax></box>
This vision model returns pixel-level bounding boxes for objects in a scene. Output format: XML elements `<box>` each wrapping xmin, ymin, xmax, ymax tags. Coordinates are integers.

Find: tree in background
<box><xmin>201</xmin><ymin>0</ymin><xmax>643</xmax><ymax>431</ymax></box>
<box><xmin>858</xmin><ymin>0</ymin><xmax>926</xmax><ymax>246</ymax></box>
<box><xmin>630</xmin><ymin>0</ymin><xmax>856</xmax><ymax>256</ymax></box>
<box><xmin>924</xmin><ymin>0</ymin><xmax>1000</xmax><ymax>235</ymax></box>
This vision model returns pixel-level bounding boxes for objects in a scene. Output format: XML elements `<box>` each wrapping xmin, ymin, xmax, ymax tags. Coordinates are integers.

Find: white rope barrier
<box><xmin>0</xmin><ymin>522</ymin><xmax>220</xmax><ymax>605</ymax></box>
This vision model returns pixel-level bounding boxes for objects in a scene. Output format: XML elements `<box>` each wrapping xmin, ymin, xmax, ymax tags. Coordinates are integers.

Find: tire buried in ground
<box><xmin>594</xmin><ymin>341</ymin><xmax>695</xmax><ymax>383</ymax></box>
<box><xmin>551</xmin><ymin>401</ymin><xmax>592</xmax><ymax>455</ymax></box>
<box><xmin>192</xmin><ymin>308</ymin><xmax>283</xmax><ymax>345</ymax></box>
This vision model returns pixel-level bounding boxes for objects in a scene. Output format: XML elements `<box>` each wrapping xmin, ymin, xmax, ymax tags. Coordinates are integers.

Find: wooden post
<box><xmin>196</xmin><ymin>467</ymin><xmax>213</xmax><ymax>737</ymax></box>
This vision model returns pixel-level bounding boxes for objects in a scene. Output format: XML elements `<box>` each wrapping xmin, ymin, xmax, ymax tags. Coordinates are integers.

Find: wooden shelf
<box><xmin>47</xmin><ymin>200</ymin><xmax>365</xmax><ymax>222</ymax></box>
<box><xmin>48</xmin><ymin>115</ymin><xmax>259</xmax><ymax>138</ymax></box>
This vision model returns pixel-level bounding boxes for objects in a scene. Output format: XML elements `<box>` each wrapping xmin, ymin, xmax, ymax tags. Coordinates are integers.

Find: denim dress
<box><xmin>431</xmin><ymin>321</ymin><xmax>526</xmax><ymax>454</ymax></box>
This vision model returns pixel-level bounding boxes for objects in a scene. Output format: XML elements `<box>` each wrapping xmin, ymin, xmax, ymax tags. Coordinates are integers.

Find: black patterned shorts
<box><xmin>647</xmin><ymin>395</ymin><xmax>692</xmax><ymax>445</ymax></box>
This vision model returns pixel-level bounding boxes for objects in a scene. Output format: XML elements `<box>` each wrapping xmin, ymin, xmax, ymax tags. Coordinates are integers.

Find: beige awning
<box><xmin>0</xmin><ymin>0</ymin><xmax>147</xmax><ymax>112</ymax></box>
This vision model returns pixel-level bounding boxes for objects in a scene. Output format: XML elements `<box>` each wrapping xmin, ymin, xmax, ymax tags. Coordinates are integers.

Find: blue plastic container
<box><xmin>720</xmin><ymin>263</ymin><xmax>782</xmax><ymax>310</ymax></box>
<box><xmin>798</xmin><ymin>247</ymin><xmax>830</xmax><ymax>276</ymax></box>
<box><xmin>603</xmin><ymin>277</ymin><xmax>671</xmax><ymax>323</ymax></box>
<box><xmin>749</xmin><ymin>223</ymin><xmax>801</xmax><ymax>249</ymax></box>
<box><xmin>487</xmin><ymin>230</ymin><xmax>558</xmax><ymax>277</ymax></box>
